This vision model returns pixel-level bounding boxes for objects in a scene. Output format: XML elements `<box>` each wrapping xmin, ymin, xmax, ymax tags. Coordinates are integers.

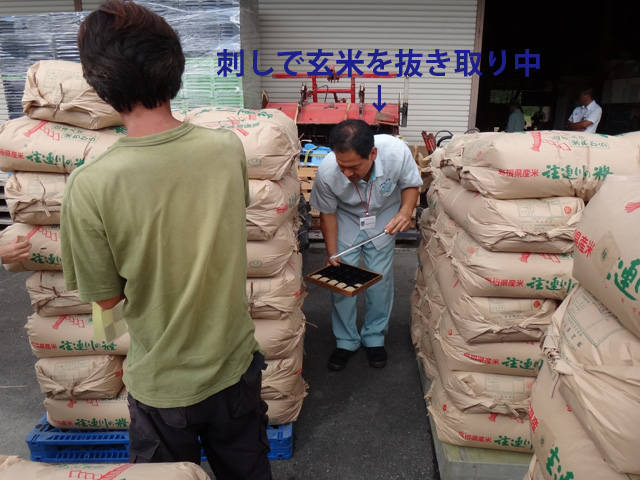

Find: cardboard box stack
<box><xmin>526</xmin><ymin>175</ymin><xmax>640</xmax><ymax>479</ymax></box>
<box><xmin>413</xmin><ymin>130</ymin><xmax>640</xmax><ymax>455</ymax></box>
<box><xmin>185</xmin><ymin>106</ymin><xmax>308</xmax><ymax>425</ymax></box>
<box><xmin>1</xmin><ymin>61</ymin><xmax>308</xmax><ymax>431</ymax></box>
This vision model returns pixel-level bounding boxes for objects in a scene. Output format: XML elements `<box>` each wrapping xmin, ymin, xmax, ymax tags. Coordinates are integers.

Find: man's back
<box><xmin>61</xmin><ymin>123</ymin><xmax>259</xmax><ymax>408</ymax></box>
<box><xmin>583</xmin><ymin>100</ymin><xmax>602</xmax><ymax>133</ymax></box>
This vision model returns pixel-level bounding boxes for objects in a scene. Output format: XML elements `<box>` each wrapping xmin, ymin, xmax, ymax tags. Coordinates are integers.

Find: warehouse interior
<box><xmin>477</xmin><ymin>0</ymin><xmax>640</xmax><ymax>134</ymax></box>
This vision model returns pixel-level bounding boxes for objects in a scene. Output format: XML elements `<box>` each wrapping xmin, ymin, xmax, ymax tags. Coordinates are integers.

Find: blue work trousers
<box><xmin>331</xmin><ymin>230</ymin><xmax>395</xmax><ymax>351</ymax></box>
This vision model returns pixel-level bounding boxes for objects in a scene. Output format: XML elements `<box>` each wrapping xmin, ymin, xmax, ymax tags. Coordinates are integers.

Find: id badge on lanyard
<box><xmin>357</xmin><ymin>181</ymin><xmax>376</xmax><ymax>230</ymax></box>
<box><xmin>359</xmin><ymin>215</ymin><xmax>376</xmax><ymax>230</ymax></box>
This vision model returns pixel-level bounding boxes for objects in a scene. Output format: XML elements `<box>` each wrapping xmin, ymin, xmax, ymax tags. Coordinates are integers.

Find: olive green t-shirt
<box><xmin>61</xmin><ymin>122</ymin><xmax>259</xmax><ymax>408</ymax></box>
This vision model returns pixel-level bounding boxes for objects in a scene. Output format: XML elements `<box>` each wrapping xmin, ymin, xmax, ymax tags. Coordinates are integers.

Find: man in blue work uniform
<box><xmin>310</xmin><ymin>120</ymin><xmax>422</xmax><ymax>370</ymax></box>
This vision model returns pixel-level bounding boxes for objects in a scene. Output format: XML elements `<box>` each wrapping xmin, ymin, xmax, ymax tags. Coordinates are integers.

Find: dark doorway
<box><xmin>476</xmin><ymin>0</ymin><xmax>640</xmax><ymax>134</ymax></box>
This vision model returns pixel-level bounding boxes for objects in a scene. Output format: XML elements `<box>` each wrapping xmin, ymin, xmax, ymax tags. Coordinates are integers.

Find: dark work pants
<box><xmin>127</xmin><ymin>351</ymin><xmax>272</xmax><ymax>480</ymax></box>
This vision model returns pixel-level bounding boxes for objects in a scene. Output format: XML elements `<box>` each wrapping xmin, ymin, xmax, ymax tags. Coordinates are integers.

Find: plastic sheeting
<box><xmin>0</xmin><ymin>0</ymin><xmax>259</xmax><ymax>119</ymax></box>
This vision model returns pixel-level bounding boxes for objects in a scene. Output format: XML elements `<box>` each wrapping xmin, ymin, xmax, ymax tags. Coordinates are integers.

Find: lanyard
<box><xmin>356</xmin><ymin>181</ymin><xmax>374</xmax><ymax>217</ymax></box>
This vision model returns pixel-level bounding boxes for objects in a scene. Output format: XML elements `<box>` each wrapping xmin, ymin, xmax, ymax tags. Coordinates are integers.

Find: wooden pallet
<box><xmin>298</xmin><ymin>166</ymin><xmax>317</xmax><ymax>203</ymax></box>
<box><xmin>298</xmin><ymin>165</ymin><xmax>320</xmax><ymax>230</ymax></box>
<box><xmin>416</xmin><ymin>357</ymin><xmax>532</xmax><ymax>480</ymax></box>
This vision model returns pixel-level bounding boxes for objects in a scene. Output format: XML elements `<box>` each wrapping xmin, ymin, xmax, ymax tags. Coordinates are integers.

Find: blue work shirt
<box><xmin>310</xmin><ymin>134</ymin><xmax>423</xmax><ymax>250</ymax></box>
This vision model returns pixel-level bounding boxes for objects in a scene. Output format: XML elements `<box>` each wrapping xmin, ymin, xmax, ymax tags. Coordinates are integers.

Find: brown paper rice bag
<box><xmin>0</xmin><ymin>116</ymin><xmax>125</xmax><ymax>174</ymax></box>
<box><xmin>44</xmin><ymin>387</ymin><xmax>129</xmax><ymax>430</ymax></box>
<box><xmin>572</xmin><ymin>174</ymin><xmax>640</xmax><ymax>340</ymax></box>
<box><xmin>454</xmin><ymin>130</ymin><xmax>640</xmax><ymax>201</ymax></box>
<box><xmin>186</xmin><ymin>107</ymin><xmax>300</xmax><ymax>180</ymax></box>
<box><xmin>35</xmin><ymin>355</ymin><xmax>124</xmax><ymax>400</ymax></box>
<box><xmin>451</xmin><ymin>229</ymin><xmax>576</xmax><ymax>300</ymax></box>
<box><xmin>528</xmin><ymin>362</ymin><xmax>637</xmax><ymax>480</ymax></box>
<box><xmin>0</xmin><ymin>456</ymin><xmax>211</xmax><ymax>480</ymax></box>
<box><xmin>22</xmin><ymin>60</ymin><xmax>122</xmax><ymax>130</ymax></box>
<box><xmin>426</xmin><ymin>376</ymin><xmax>533</xmax><ymax>453</ymax></box>
<box><xmin>25</xmin><ymin>313</ymin><xmax>130</xmax><ymax>358</ymax></box>
<box><xmin>26</xmin><ymin>271</ymin><xmax>92</xmax><ymax>317</ymax></box>
<box><xmin>543</xmin><ymin>285</ymin><xmax>640</xmax><ymax>475</ymax></box>
<box><xmin>4</xmin><ymin>171</ymin><xmax>67</xmax><ymax>225</ymax></box>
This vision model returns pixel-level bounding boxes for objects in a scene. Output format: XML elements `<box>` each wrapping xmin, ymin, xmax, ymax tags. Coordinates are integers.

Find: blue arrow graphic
<box><xmin>372</xmin><ymin>85</ymin><xmax>386</xmax><ymax>112</ymax></box>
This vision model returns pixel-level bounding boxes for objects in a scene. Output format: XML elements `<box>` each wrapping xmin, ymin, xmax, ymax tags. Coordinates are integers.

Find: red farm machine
<box><xmin>263</xmin><ymin>69</ymin><xmax>409</xmax><ymax>145</ymax></box>
<box><xmin>262</xmin><ymin>69</ymin><xmax>410</xmax><ymax>240</ymax></box>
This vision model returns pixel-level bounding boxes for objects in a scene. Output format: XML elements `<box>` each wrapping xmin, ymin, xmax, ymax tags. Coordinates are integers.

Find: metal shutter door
<box><xmin>259</xmin><ymin>0</ymin><xmax>479</xmax><ymax>144</ymax></box>
<box><xmin>80</xmin><ymin>1</ymin><xmax>102</xmax><ymax>11</ymax></box>
<box><xmin>0</xmin><ymin>1</ymin><xmax>76</xmax><ymax>15</ymax></box>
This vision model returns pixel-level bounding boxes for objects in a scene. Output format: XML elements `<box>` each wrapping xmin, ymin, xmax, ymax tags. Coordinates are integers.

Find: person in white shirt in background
<box><xmin>566</xmin><ymin>88</ymin><xmax>602</xmax><ymax>133</ymax></box>
<box><xmin>506</xmin><ymin>99</ymin><xmax>526</xmax><ymax>132</ymax></box>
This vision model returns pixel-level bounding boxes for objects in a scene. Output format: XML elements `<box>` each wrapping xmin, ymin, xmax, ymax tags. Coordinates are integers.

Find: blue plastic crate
<box><xmin>300</xmin><ymin>144</ymin><xmax>331</xmax><ymax>166</ymax></box>
<box><xmin>27</xmin><ymin>415</ymin><xmax>293</xmax><ymax>462</ymax></box>
<box><xmin>265</xmin><ymin>423</ymin><xmax>293</xmax><ymax>460</ymax></box>
<box><xmin>26</xmin><ymin>417</ymin><xmax>129</xmax><ymax>463</ymax></box>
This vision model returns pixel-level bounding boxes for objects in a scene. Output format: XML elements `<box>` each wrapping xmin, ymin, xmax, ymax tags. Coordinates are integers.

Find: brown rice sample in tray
<box><xmin>306</xmin><ymin>263</ymin><xmax>382</xmax><ymax>297</ymax></box>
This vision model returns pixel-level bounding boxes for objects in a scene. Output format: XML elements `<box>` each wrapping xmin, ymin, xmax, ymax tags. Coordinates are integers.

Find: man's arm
<box><xmin>566</xmin><ymin>107</ymin><xmax>586</xmax><ymax>131</ymax></box>
<box><xmin>61</xmin><ymin>183</ymin><xmax>125</xmax><ymax>305</ymax></box>
<box><xmin>566</xmin><ymin>119</ymin><xmax>592</xmax><ymax>131</ymax></box>
<box><xmin>319</xmin><ymin>212</ymin><xmax>340</xmax><ymax>266</ymax></box>
<box><xmin>567</xmin><ymin>104</ymin><xmax>601</xmax><ymax>132</ymax></box>
<box><xmin>96</xmin><ymin>294</ymin><xmax>125</xmax><ymax>310</ymax></box>
<box><xmin>384</xmin><ymin>187</ymin><xmax>419</xmax><ymax>234</ymax></box>
<box><xmin>572</xmin><ymin>105</ymin><xmax>602</xmax><ymax>132</ymax></box>
<box><xmin>0</xmin><ymin>237</ymin><xmax>31</xmax><ymax>265</ymax></box>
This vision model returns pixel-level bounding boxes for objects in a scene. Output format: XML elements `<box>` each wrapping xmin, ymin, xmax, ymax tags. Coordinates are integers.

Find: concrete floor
<box><xmin>0</xmin><ymin>239</ymin><xmax>440</xmax><ymax>480</ymax></box>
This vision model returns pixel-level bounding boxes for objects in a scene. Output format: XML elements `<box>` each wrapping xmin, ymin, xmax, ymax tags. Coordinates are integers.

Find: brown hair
<box><xmin>77</xmin><ymin>0</ymin><xmax>185</xmax><ymax>112</ymax></box>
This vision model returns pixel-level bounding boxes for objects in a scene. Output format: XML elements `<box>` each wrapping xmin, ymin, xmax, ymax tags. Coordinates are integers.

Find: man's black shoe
<box><xmin>328</xmin><ymin>348</ymin><xmax>357</xmax><ymax>371</ymax></box>
<box><xmin>365</xmin><ymin>346</ymin><xmax>387</xmax><ymax>368</ymax></box>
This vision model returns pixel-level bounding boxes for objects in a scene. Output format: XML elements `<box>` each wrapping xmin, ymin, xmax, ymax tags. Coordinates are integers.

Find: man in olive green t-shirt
<box><xmin>61</xmin><ymin>2</ymin><xmax>272</xmax><ymax>479</ymax></box>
